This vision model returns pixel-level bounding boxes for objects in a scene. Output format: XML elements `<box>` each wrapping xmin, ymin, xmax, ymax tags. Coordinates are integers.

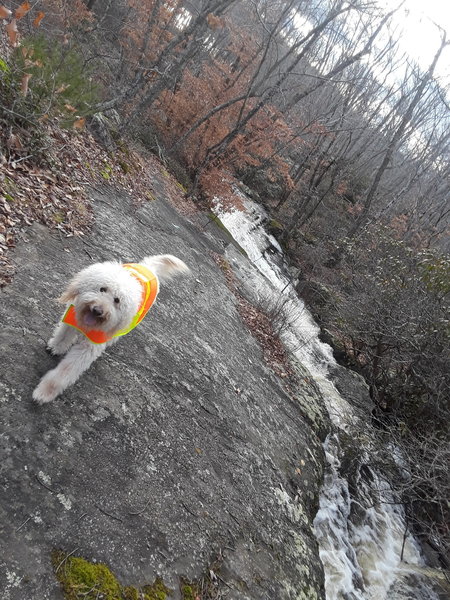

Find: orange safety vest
<box><xmin>62</xmin><ymin>263</ymin><xmax>159</xmax><ymax>344</ymax></box>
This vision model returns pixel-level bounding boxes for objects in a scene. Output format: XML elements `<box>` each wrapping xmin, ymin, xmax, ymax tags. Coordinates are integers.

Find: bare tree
<box><xmin>346</xmin><ymin>33</ymin><xmax>449</xmax><ymax>239</ymax></box>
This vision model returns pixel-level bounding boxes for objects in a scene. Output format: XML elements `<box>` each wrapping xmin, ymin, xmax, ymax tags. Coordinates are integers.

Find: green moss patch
<box><xmin>180</xmin><ymin>580</ymin><xmax>199</xmax><ymax>600</ymax></box>
<box><xmin>52</xmin><ymin>551</ymin><xmax>172</xmax><ymax>600</ymax></box>
<box><xmin>141</xmin><ymin>578</ymin><xmax>172</xmax><ymax>600</ymax></box>
<box><xmin>118</xmin><ymin>160</ymin><xmax>132</xmax><ymax>174</ymax></box>
<box><xmin>268</xmin><ymin>218</ymin><xmax>284</xmax><ymax>234</ymax></box>
<box><xmin>52</xmin><ymin>550</ymin><xmax>230</xmax><ymax>600</ymax></box>
<box><xmin>52</xmin><ymin>551</ymin><xmax>121</xmax><ymax>599</ymax></box>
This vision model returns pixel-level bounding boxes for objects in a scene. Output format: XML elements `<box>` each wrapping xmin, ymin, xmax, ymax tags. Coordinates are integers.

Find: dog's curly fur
<box><xmin>32</xmin><ymin>255</ymin><xmax>189</xmax><ymax>404</ymax></box>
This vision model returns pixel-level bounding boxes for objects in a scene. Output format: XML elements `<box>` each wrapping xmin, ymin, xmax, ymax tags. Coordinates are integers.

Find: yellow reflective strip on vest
<box><xmin>110</xmin><ymin>263</ymin><xmax>158</xmax><ymax>337</ymax></box>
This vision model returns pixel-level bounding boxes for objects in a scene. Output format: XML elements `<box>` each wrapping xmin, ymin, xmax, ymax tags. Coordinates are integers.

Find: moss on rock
<box><xmin>180</xmin><ymin>579</ymin><xmax>199</xmax><ymax>600</ymax></box>
<box><xmin>52</xmin><ymin>551</ymin><xmax>172</xmax><ymax>600</ymax></box>
<box><xmin>52</xmin><ymin>551</ymin><xmax>122</xmax><ymax>600</ymax></box>
<box><xmin>142</xmin><ymin>578</ymin><xmax>172</xmax><ymax>600</ymax></box>
<box><xmin>267</xmin><ymin>218</ymin><xmax>284</xmax><ymax>237</ymax></box>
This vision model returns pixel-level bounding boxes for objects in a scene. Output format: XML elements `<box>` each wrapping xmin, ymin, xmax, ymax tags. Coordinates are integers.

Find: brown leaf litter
<box><xmin>0</xmin><ymin>120</ymin><xmax>199</xmax><ymax>287</ymax></box>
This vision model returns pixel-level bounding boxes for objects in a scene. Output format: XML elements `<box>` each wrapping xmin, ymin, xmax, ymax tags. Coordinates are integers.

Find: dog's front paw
<box><xmin>32</xmin><ymin>374</ymin><xmax>61</xmax><ymax>405</ymax></box>
<box><xmin>46</xmin><ymin>345</ymin><xmax>57</xmax><ymax>356</ymax></box>
<box><xmin>47</xmin><ymin>339</ymin><xmax>66</xmax><ymax>356</ymax></box>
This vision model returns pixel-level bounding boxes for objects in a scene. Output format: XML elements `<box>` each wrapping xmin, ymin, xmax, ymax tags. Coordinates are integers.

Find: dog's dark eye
<box><xmin>100</xmin><ymin>287</ymin><xmax>107</xmax><ymax>293</ymax></box>
<box><xmin>114</xmin><ymin>297</ymin><xmax>120</xmax><ymax>304</ymax></box>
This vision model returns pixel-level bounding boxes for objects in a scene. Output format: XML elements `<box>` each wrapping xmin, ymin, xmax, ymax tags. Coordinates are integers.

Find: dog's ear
<box><xmin>58</xmin><ymin>277</ymin><xmax>79</xmax><ymax>304</ymax></box>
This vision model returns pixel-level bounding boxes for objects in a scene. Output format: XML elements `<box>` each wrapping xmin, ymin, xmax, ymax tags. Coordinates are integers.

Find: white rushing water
<box><xmin>212</xmin><ymin>193</ymin><xmax>439</xmax><ymax>600</ymax></box>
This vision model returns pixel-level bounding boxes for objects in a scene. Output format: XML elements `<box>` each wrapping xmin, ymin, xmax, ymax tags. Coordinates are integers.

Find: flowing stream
<box><xmin>211</xmin><ymin>193</ymin><xmax>440</xmax><ymax>600</ymax></box>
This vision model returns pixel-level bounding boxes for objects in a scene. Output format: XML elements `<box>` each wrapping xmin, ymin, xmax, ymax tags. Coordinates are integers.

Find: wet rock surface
<box><xmin>0</xmin><ymin>188</ymin><xmax>327</xmax><ymax>599</ymax></box>
<box><xmin>328</xmin><ymin>364</ymin><xmax>374</xmax><ymax>417</ymax></box>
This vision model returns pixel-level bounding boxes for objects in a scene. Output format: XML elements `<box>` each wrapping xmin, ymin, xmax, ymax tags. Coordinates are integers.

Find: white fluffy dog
<box><xmin>33</xmin><ymin>255</ymin><xmax>189</xmax><ymax>404</ymax></box>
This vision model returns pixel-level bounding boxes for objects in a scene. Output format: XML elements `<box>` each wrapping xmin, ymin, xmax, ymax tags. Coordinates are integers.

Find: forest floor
<box><xmin>0</xmin><ymin>121</ymin><xmax>198</xmax><ymax>286</ymax></box>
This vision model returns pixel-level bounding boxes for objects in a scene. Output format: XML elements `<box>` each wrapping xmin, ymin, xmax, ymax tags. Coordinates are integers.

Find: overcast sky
<box><xmin>382</xmin><ymin>0</ymin><xmax>450</xmax><ymax>80</ymax></box>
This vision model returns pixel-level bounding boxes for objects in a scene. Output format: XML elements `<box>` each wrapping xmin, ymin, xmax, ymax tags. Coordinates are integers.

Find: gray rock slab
<box><xmin>0</xmin><ymin>188</ymin><xmax>326</xmax><ymax>599</ymax></box>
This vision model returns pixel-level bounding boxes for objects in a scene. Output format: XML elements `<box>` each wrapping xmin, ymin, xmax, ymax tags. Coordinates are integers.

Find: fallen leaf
<box><xmin>20</xmin><ymin>73</ymin><xmax>32</xmax><ymax>96</ymax></box>
<box><xmin>55</xmin><ymin>84</ymin><xmax>69</xmax><ymax>94</ymax></box>
<box><xmin>0</xmin><ymin>5</ymin><xmax>12</xmax><ymax>19</ymax></box>
<box><xmin>33</xmin><ymin>11</ymin><xmax>45</xmax><ymax>27</ymax></box>
<box><xmin>6</xmin><ymin>133</ymin><xmax>23</xmax><ymax>150</ymax></box>
<box><xmin>6</xmin><ymin>19</ymin><xmax>18</xmax><ymax>47</ymax></box>
<box><xmin>15</xmin><ymin>1</ymin><xmax>31</xmax><ymax>19</ymax></box>
<box><xmin>43</xmin><ymin>174</ymin><xmax>57</xmax><ymax>183</ymax></box>
<box><xmin>73</xmin><ymin>117</ymin><xmax>86</xmax><ymax>130</ymax></box>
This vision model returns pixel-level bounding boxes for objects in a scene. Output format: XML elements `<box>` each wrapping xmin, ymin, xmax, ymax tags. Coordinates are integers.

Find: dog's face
<box><xmin>60</xmin><ymin>262</ymin><xmax>143</xmax><ymax>333</ymax></box>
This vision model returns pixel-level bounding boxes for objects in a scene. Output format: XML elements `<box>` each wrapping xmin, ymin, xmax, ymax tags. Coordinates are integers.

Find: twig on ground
<box><xmin>15</xmin><ymin>516</ymin><xmax>31</xmax><ymax>531</ymax></box>
<box><xmin>35</xmin><ymin>473</ymin><xmax>57</xmax><ymax>493</ymax></box>
<box><xmin>94</xmin><ymin>503</ymin><xmax>123</xmax><ymax>522</ymax></box>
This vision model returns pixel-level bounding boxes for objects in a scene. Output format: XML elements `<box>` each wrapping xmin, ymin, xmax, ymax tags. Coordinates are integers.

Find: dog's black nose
<box><xmin>92</xmin><ymin>306</ymin><xmax>103</xmax><ymax>317</ymax></box>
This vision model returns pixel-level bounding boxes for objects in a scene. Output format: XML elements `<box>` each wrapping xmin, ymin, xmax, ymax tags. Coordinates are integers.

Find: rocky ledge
<box><xmin>0</xmin><ymin>188</ymin><xmax>329</xmax><ymax>599</ymax></box>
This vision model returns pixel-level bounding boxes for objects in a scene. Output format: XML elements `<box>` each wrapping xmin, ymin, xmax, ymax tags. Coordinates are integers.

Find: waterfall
<box><xmin>212</xmin><ymin>193</ymin><xmax>440</xmax><ymax>600</ymax></box>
